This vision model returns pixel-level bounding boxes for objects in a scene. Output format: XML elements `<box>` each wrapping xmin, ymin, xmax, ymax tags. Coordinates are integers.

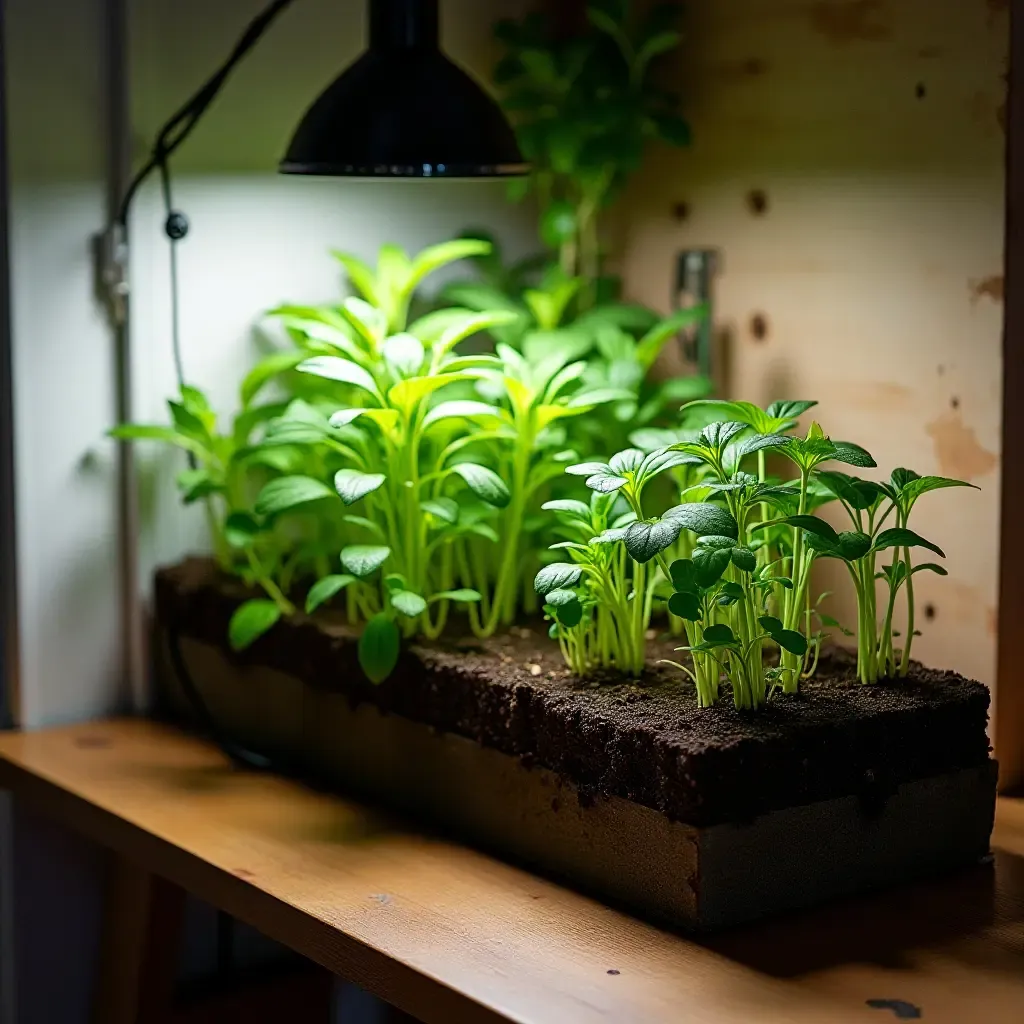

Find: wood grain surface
<box><xmin>1</xmin><ymin>719</ymin><xmax>1023</xmax><ymax>1024</ymax></box>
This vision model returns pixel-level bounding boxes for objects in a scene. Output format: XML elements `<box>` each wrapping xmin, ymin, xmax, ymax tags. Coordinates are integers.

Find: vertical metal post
<box><xmin>0</xmin><ymin>4</ymin><xmax>21</xmax><ymax>1022</ymax></box>
<box><xmin>675</xmin><ymin>249</ymin><xmax>718</xmax><ymax>380</ymax></box>
<box><xmin>0</xmin><ymin>0</ymin><xmax>18</xmax><ymax>731</ymax></box>
<box><xmin>102</xmin><ymin>0</ymin><xmax>145</xmax><ymax>712</ymax></box>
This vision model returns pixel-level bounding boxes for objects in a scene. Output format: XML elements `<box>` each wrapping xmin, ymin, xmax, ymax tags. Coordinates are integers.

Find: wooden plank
<box><xmin>618</xmin><ymin>0</ymin><xmax>1008</xmax><ymax>693</ymax></box>
<box><xmin>1</xmin><ymin>720</ymin><xmax>1023</xmax><ymax>1024</ymax></box>
<box><xmin>996</xmin><ymin>0</ymin><xmax>1024</xmax><ymax>791</ymax></box>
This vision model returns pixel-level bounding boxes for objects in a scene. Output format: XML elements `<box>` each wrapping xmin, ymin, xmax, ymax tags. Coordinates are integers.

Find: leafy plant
<box><xmin>494</xmin><ymin>1</ymin><xmax>689</xmax><ymax>297</ymax></box>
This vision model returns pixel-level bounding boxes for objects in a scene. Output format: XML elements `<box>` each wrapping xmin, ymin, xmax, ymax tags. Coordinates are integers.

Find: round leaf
<box><xmin>391</xmin><ymin>590</ymin><xmax>427</xmax><ymax>617</ymax></box>
<box><xmin>702</xmin><ymin>623</ymin><xmax>736</xmax><ymax>645</ymax></box>
<box><xmin>340</xmin><ymin>545</ymin><xmax>391</xmax><ymax>578</ymax></box>
<box><xmin>670</xmin><ymin>559</ymin><xmax>698</xmax><ymax>594</ymax></box>
<box><xmin>228</xmin><ymin>600</ymin><xmax>281</xmax><ymax>652</ymax></box>
<box><xmin>668</xmin><ymin>591</ymin><xmax>701</xmax><ymax>621</ymax></box>
<box><xmin>334</xmin><ymin>468</ymin><xmax>386</xmax><ymax>505</ymax></box>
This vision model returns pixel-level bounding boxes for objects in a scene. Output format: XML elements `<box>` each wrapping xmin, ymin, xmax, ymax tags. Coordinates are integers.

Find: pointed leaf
<box><xmin>663</xmin><ymin>503</ymin><xmax>739</xmax><ymax>539</ymax></box>
<box><xmin>305</xmin><ymin>575</ymin><xmax>356</xmax><ymax>614</ymax></box>
<box><xmin>421</xmin><ymin>497</ymin><xmax>459</xmax><ymax>524</ymax></box>
<box><xmin>255</xmin><ymin>476</ymin><xmax>334</xmax><ymax>517</ymax></box>
<box><xmin>535</xmin><ymin>562</ymin><xmax>584</xmax><ymax>594</ymax></box>
<box><xmin>334</xmin><ymin>469</ymin><xmax>386</xmax><ymax>505</ymax></box>
<box><xmin>451</xmin><ymin>463</ymin><xmax>510</xmax><ymax>508</ymax></box>
<box><xmin>429</xmin><ymin>589</ymin><xmax>482</xmax><ymax>604</ymax></box>
<box><xmin>873</xmin><ymin>528</ymin><xmax>945</xmax><ymax>558</ymax></box>
<box><xmin>228</xmin><ymin>600</ymin><xmax>281</xmax><ymax>652</ymax></box>
<box><xmin>625</xmin><ymin>517</ymin><xmax>685</xmax><ymax>563</ymax></box>
<box><xmin>422</xmin><ymin>400</ymin><xmax>505</xmax><ymax>430</ymax></box>
<box><xmin>298</xmin><ymin>356</ymin><xmax>380</xmax><ymax>398</ymax></box>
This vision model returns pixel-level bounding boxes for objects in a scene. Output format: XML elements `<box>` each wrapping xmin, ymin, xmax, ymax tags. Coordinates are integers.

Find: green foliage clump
<box><xmin>112</xmin><ymin>238</ymin><xmax>709</xmax><ymax>681</ymax></box>
<box><xmin>493</xmin><ymin>0</ymin><xmax>689</xmax><ymax>289</ymax></box>
<box><xmin>536</xmin><ymin>399</ymin><xmax>973</xmax><ymax>708</ymax></box>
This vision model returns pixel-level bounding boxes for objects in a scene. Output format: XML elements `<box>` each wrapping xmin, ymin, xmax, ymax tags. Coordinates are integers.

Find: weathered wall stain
<box><xmin>925</xmin><ymin>411</ymin><xmax>998</xmax><ymax>480</ymax></box>
<box><xmin>849</xmin><ymin>381</ymin><xmax>914</xmax><ymax>409</ymax></box>
<box><xmin>969</xmin><ymin>274</ymin><xmax>1005</xmax><ymax>304</ymax></box>
<box><xmin>807</xmin><ymin>0</ymin><xmax>889</xmax><ymax>45</ymax></box>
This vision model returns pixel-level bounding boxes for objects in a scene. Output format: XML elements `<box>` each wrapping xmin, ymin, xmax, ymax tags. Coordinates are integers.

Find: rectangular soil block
<box><xmin>153</xmin><ymin>559</ymin><xmax>998</xmax><ymax>932</ymax></box>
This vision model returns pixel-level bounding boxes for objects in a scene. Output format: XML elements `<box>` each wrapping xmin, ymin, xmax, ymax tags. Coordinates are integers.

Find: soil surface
<box><xmin>155</xmin><ymin>558</ymin><xmax>993</xmax><ymax>827</ymax></box>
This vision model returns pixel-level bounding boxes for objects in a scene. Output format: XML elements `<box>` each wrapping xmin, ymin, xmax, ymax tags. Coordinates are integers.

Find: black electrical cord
<box><xmin>117</xmin><ymin>0</ymin><xmax>300</xmax><ymax>777</ymax></box>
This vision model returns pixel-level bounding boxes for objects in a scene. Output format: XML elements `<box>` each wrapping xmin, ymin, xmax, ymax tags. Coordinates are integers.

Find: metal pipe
<box><xmin>0</xmin><ymin>0</ymin><xmax>19</xmax><ymax>730</ymax></box>
<box><xmin>675</xmin><ymin>249</ymin><xmax>718</xmax><ymax>380</ymax></box>
<box><xmin>103</xmin><ymin>0</ymin><xmax>145</xmax><ymax>712</ymax></box>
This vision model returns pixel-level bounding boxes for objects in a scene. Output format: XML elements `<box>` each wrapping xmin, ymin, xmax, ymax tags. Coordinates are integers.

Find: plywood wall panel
<box><xmin>619</xmin><ymin>0</ymin><xmax>1007</xmax><ymax>689</ymax></box>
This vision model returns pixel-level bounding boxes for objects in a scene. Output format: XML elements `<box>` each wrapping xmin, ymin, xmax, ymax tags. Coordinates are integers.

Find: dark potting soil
<box><xmin>155</xmin><ymin>558</ymin><xmax>993</xmax><ymax>828</ymax></box>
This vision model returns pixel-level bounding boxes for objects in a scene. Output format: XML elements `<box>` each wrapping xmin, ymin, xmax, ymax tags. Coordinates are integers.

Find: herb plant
<box><xmin>493</xmin><ymin>1</ymin><xmax>689</xmax><ymax>295</ymax></box>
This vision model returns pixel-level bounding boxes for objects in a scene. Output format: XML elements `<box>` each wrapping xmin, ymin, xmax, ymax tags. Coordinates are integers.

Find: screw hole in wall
<box><xmin>750</xmin><ymin>313</ymin><xmax>769</xmax><ymax>341</ymax></box>
<box><xmin>747</xmin><ymin>189</ymin><xmax>768</xmax><ymax>215</ymax></box>
<box><xmin>924</xmin><ymin>604</ymin><xmax>937</xmax><ymax>621</ymax></box>
<box><xmin>950</xmin><ymin>396</ymin><xmax>960</xmax><ymax>410</ymax></box>
<box><xmin>672</xmin><ymin>201</ymin><xmax>690</xmax><ymax>222</ymax></box>
<box><xmin>915</xmin><ymin>82</ymin><xmax>927</xmax><ymax>99</ymax></box>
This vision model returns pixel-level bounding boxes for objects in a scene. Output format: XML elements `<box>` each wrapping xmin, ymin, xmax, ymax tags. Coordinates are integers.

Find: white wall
<box><xmin>127</xmin><ymin>0</ymin><xmax>536</xmax><ymax>625</ymax></box>
<box><xmin>6</xmin><ymin>0</ymin><xmax>121</xmax><ymax>729</ymax></box>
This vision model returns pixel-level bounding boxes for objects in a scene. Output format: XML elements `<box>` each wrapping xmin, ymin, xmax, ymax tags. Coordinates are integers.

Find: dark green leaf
<box><xmin>816</xmin><ymin>471</ymin><xmax>882</xmax><ymax>511</ymax></box>
<box><xmin>702</xmin><ymin>623</ymin><xmax>737</xmax><ymax>645</ymax></box>
<box><xmin>228</xmin><ymin>600</ymin><xmax>281</xmax><ymax>651</ymax></box>
<box><xmin>693</xmin><ymin>544</ymin><xmax>731</xmax><ymax>587</ymax></box>
<box><xmin>670</xmin><ymin>559</ymin><xmax>698</xmax><ymax>593</ymax></box>
<box><xmin>305</xmin><ymin>575</ymin><xmax>357</xmax><ymax>614</ymax></box>
<box><xmin>224</xmin><ymin>512</ymin><xmax>260</xmax><ymax>549</ymax></box>
<box><xmin>775</xmin><ymin>629</ymin><xmax>808</xmax><ymax>656</ymax></box>
<box><xmin>912</xmin><ymin>563</ymin><xmax>949</xmax><ymax>577</ymax></box>
<box><xmin>668</xmin><ymin>591</ymin><xmax>701</xmax><ymax>620</ymax></box>
<box><xmin>829</xmin><ymin>441</ymin><xmax>877</xmax><ymax>468</ymax></box>
<box><xmin>624</xmin><ymin>517</ymin><xmax>684</xmax><ymax>563</ymax></box>
<box><xmin>359</xmin><ymin>614</ymin><xmax>400</xmax><ymax>684</ymax></box>
<box><xmin>663</xmin><ymin>503</ymin><xmax>739</xmax><ymax>539</ymax></box>
<box><xmin>731</xmin><ymin>546</ymin><xmax>756</xmax><ymax>572</ymax></box>
<box><xmin>759</xmin><ymin>615</ymin><xmax>785</xmax><ymax>634</ymax></box>
<box><xmin>839</xmin><ymin>531</ymin><xmax>873</xmax><ymax>560</ymax></box>
<box><xmin>873</xmin><ymin>528</ymin><xmax>945</xmax><ymax>558</ymax></box>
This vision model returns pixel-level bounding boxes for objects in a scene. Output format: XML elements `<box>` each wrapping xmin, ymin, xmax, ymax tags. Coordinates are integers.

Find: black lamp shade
<box><xmin>280</xmin><ymin>0</ymin><xmax>527</xmax><ymax>178</ymax></box>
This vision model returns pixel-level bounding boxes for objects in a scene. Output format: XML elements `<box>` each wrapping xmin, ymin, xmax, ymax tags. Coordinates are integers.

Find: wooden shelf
<box><xmin>1</xmin><ymin>719</ymin><xmax>1022</xmax><ymax>1024</ymax></box>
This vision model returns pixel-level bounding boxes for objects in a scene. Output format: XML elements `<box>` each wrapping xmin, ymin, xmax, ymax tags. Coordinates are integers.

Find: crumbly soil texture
<box><xmin>156</xmin><ymin>558</ymin><xmax>993</xmax><ymax>828</ymax></box>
